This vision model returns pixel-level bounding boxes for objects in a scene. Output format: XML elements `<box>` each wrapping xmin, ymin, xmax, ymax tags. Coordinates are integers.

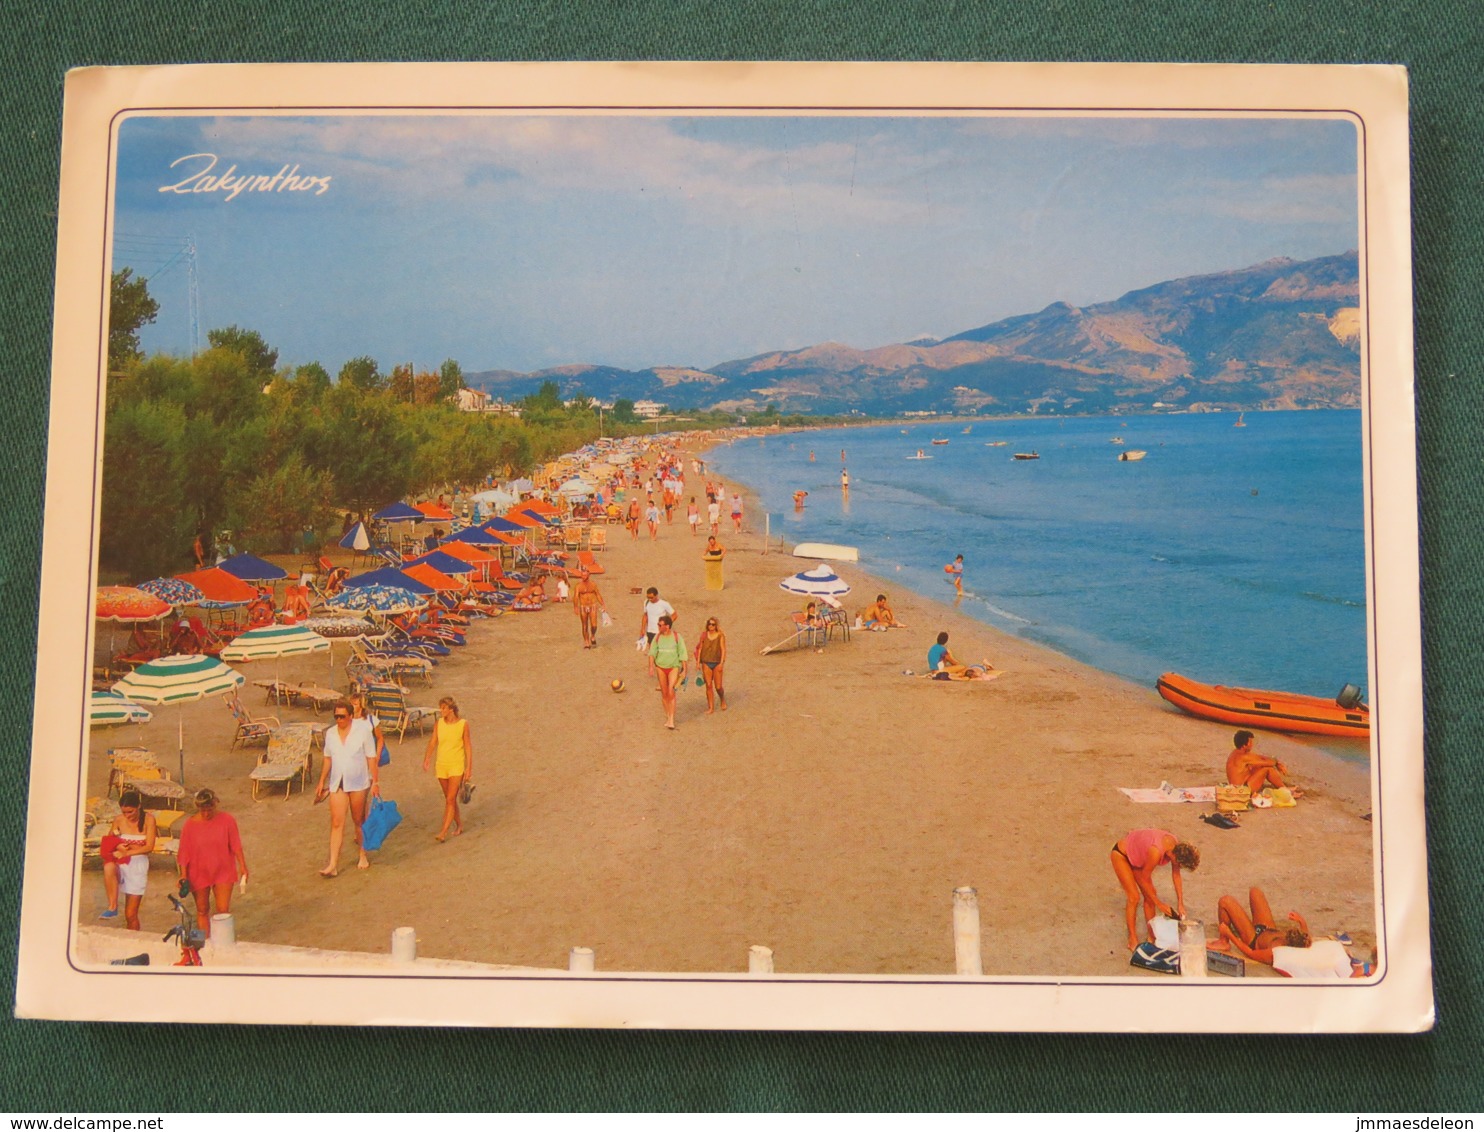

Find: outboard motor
<box><xmin>1336</xmin><ymin>683</ymin><xmax>1363</xmax><ymax>710</ymax></box>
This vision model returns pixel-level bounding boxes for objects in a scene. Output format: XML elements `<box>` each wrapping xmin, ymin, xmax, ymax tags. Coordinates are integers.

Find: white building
<box><xmin>633</xmin><ymin>399</ymin><xmax>665</xmax><ymax>419</ymax></box>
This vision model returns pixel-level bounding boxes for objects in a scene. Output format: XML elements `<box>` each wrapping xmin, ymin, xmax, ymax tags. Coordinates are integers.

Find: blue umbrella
<box><xmin>326</xmin><ymin>584</ymin><xmax>426</xmax><ymax>615</ymax></box>
<box><xmin>481</xmin><ymin>517</ymin><xmax>525</xmax><ymax>533</ymax></box>
<box><xmin>339</xmin><ymin>521</ymin><xmax>371</xmax><ymax>552</ymax></box>
<box><xmin>373</xmin><ymin>502</ymin><xmax>424</xmax><ymax>523</ymax></box>
<box><xmin>443</xmin><ymin>526</ymin><xmax>502</xmax><ymax>547</ymax></box>
<box><xmin>217</xmin><ymin>552</ymin><xmax>288</xmax><ymax>582</ymax></box>
<box><xmin>136</xmin><ymin>576</ymin><xmax>206</xmax><ymax>607</ymax></box>
<box><xmin>339</xmin><ymin>566</ymin><xmax>437</xmax><ymax>595</ymax></box>
<box><xmin>407</xmin><ymin>550</ymin><xmax>477</xmax><ymax>575</ymax></box>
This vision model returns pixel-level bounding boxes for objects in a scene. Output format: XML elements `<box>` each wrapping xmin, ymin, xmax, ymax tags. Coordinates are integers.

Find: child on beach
<box><xmin>945</xmin><ymin>554</ymin><xmax>964</xmax><ymax>595</ymax></box>
<box><xmin>646</xmin><ymin>499</ymin><xmax>661</xmax><ymax>541</ymax></box>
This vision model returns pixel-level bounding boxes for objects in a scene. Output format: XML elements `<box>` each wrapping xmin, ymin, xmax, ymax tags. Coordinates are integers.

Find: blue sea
<box><xmin>708</xmin><ymin>411</ymin><xmax>1368</xmax><ymax>702</ymax></box>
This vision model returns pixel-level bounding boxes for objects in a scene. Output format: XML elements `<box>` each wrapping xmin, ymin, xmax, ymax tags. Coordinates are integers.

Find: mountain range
<box><xmin>465</xmin><ymin>251</ymin><xmax>1361</xmax><ymax>417</ymax></box>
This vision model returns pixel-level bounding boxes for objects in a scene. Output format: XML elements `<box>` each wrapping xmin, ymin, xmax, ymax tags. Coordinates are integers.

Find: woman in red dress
<box><xmin>175</xmin><ymin>788</ymin><xmax>249</xmax><ymax>937</ymax></box>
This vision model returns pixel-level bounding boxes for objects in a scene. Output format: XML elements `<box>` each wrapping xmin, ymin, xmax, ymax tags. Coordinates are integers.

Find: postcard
<box><xmin>17</xmin><ymin>62</ymin><xmax>1428</xmax><ymax>1030</ymax></box>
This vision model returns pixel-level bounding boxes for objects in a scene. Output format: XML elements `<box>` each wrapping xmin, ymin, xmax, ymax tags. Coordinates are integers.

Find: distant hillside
<box><xmin>465</xmin><ymin>252</ymin><xmax>1361</xmax><ymax>415</ymax></box>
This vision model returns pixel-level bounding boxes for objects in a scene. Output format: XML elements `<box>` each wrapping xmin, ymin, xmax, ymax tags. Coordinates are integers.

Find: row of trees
<box><xmin>100</xmin><ymin>272</ymin><xmax>659</xmax><ymax>578</ymax></box>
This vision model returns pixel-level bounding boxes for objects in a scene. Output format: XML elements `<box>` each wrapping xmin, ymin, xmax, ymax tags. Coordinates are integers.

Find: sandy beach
<box><xmin>79</xmin><ymin>439</ymin><xmax>1376</xmax><ymax>977</ymax></box>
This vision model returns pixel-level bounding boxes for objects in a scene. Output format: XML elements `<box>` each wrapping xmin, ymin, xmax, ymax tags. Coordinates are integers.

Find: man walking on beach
<box><xmin>573</xmin><ymin>569</ymin><xmax>606</xmax><ymax>650</ymax></box>
<box><xmin>707</xmin><ymin>494</ymin><xmax>721</xmax><ymax>535</ymax></box>
<box><xmin>640</xmin><ymin>586</ymin><xmax>677</xmax><ymax>646</ymax></box>
<box><xmin>730</xmin><ymin>492</ymin><xmax>743</xmax><ymax>533</ymax></box>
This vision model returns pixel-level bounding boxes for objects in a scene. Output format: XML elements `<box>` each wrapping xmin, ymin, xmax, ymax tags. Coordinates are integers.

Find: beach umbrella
<box><xmin>89</xmin><ymin>690</ymin><xmax>152</xmax><ymax>727</ymax></box>
<box><xmin>470</xmin><ymin>488</ymin><xmax>517</xmax><ymax>510</ymax></box>
<box><xmin>113</xmin><ymin>654</ymin><xmax>244</xmax><ymax>783</ymax></box>
<box><xmin>478</xmin><ymin>517</ymin><xmax>524</xmax><ymax>533</ymax></box>
<box><xmin>779</xmin><ymin>563</ymin><xmax>853</xmax><ymax>598</ymax></box>
<box><xmin>217</xmin><ymin>552</ymin><xmax>288</xmax><ymax>582</ymax></box>
<box><xmin>339</xmin><ymin>521</ymin><xmax>371</xmax><ymax>552</ymax></box>
<box><xmin>401</xmin><ymin>563</ymin><xmax>465</xmax><ymax>592</ymax></box>
<box><xmin>437</xmin><ymin>541</ymin><xmax>498</xmax><ymax>582</ymax></box>
<box><xmin>521</xmin><ymin>499</ymin><xmax>563</xmax><ymax>517</ymax></box>
<box><xmin>174</xmin><ymin>567</ymin><xmax>258</xmax><ymax>607</ymax></box>
<box><xmin>407</xmin><ymin>550</ymin><xmax>477</xmax><ymax>576</ymax></box>
<box><xmin>416</xmin><ymin>502</ymin><xmax>456</xmax><ymax>521</ymax></box>
<box><xmin>444</xmin><ymin>526</ymin><xmax>502</xmax><ymax>548</ymax></box>
<box><xmin>373</xmin><ymin>501</ymin><xmax>424</xmax><ymax>523</ymax></box>
<box><xmin>506</xmin><ymin>478</ymin><xmax>534</xmax><ymax>495</ymax></box>
<box><xmin>95</xmin><ymin>586</ymin><xmax>172</xmax><ymax>623</ymax></box>
<box><xmin>501</xmin><ymin>509</ymin><xmax>544</xmax><ymax>528</ymax></box>
<box><xmin>220</xmin><ymin>622</ymin><xmax>332</xmax><ymax>684</ymax></box>
<box><xmin>325</xmin><ymin>583</ymin><xmax>426</xmax><ymax>616</ymax></box>
<box><xmin>558</xmin><ymin>478</ymin><xmax>595</xmax><ymax>498</ymax></box>
<box><xmin>136</xmin><ymin>577</ymin><xmax>206</xmax><ymax>608</ymax></box>
<box><xmin>340</xmin><ymin>566</ymin><xmax>437</xmax><ymax>595</ymax></box>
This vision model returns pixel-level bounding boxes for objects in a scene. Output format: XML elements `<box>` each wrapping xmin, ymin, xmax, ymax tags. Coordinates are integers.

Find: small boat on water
<box><xmin>1110</xmin><ymin>437</ymin><xmax>1125</xmax><ymax>445</ymax></box>
<box><xmin>985</xmin><ymin>441</ymin><xmax>1008</xmax><ymax>447</ymax></box>
<box><xmin>1012</xmin><ymin>451</ymin><xmax>1040</xmax><ymax>460</ymax></box>
<box><xmin>1155</xmin><ymin>672</ymin><xmax>1369</xmax><ymax>738</ymax></box>
<box><xmin>1118</xmin><ymin>450</ymin><xmax>1147</xmax><ymax>462</ymax></box>
<box><xmin>1234</xmin><ymin>412</ymin><xmax>1247</xmax><ymax>427</ymax></box>
<box><xmin>961</xmin><ymin>426</ymin><xmax>972</xmax><ymax>434</ymax></box>
<box><xmin>793</xmin><ymin>542</ymin><xmax>859</xmax><ymax>563</ymax></box>
<box><xmin>931</xmin><ymin>438</ymin><xmax>950</xmax><ymax>446</ymax></box>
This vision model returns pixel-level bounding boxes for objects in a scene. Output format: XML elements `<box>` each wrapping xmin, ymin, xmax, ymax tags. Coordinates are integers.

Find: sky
<box><xmin>112</xmin><ymin>113</ymin><xmax>1359</xmax><ymax>376</ymax></box>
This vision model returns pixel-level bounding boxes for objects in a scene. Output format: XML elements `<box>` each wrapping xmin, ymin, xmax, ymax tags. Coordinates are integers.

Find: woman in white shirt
<box><xmin>313</xmin><ymin>699</ymin><xmax>380</xmax><ymax>876</ymax></box>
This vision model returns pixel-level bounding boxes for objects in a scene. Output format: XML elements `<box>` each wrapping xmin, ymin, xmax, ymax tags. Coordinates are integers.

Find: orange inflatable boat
<box><xmin>1155</xmin><ymin>672</ymin><xmax>1370</xmax><ymax>738</ymax></box>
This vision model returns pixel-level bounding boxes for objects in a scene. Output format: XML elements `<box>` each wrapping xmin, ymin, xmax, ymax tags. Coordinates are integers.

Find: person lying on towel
<box><xmin>1211</xmin><ymin>886</ymin><xmax>1371</xmax><ymax>977</ymax></box>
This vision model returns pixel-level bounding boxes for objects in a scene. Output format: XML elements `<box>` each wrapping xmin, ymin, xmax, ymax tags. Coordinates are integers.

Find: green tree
<box><xmin>230</xmin><ymin>454</ymin><xmax>338</xmax><ymax>554</ymax></box>
<box><xmin>99</xmin><ymin>397</ymin><xmax>193</xmax><ymax>577</ymax></box>
<box><xmin>293</xmin><ymin>362</ymin><xmax>332</xmax><ymax>400</ymax></box>
<box><xmin>207</xmin><ymin>326</ymin><xmax>279</xmax><ymax>379</ymax></box>
<box><xmin>387</xmin><ymin>362</ymin><xmax>415</xmax><ymax>402</ymax></box>
<box><xmin>610</xmin><ymin>398</ymin><xmax>637</xmax><ymax>424</ymax></box>
<box><xmin>108</xmin><ymin>268</ymin><xmax>159</xmax><ymax>372</ymax></box>
<box><xmin>338</xmin><ymin>355</ymin><xmax>383</xmax><ymax>392</ymax></box>
<box><xmin>439</xmin><ymin>358</ymin><xmax>464</xmax><ymax>400</ymax></box>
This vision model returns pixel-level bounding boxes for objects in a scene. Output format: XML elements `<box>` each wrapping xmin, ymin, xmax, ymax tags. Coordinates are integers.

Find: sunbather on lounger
<box><xmin>1212</xmin><ymin>886</ymin><xmax>1370</xmax><ymax>977</ymax></box>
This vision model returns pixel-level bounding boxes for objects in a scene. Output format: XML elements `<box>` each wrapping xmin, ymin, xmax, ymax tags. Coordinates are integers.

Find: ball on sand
<box><xmin>611</xmin><ymin>678</ymin><xmax>625</xmax><ymax>693</ymax></box>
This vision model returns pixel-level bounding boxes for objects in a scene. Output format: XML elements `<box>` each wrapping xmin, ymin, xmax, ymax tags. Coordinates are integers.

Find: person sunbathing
<box><xmin>1211</xmin><ymin>886</ymin><xmax>1371</xmax><ymax>977</ymax></box>
<box><xmin>860</xmin><ymin>593</ymin><xmax>901</xmax><ymax>630</ymax></box>
<box><xmin>1225</xmin><ymin>730</ymin><xmax>1300</xmax><ymax>795</ymax></box>
<box><xmin>324</xmin><ymin>566</ymin><xmax>350</xmax><ymax>596</ymax></box>
<box><xmin>926</xmin><ymin>631</ymin><xmax>990</xmax><ymax>677</ymax></box>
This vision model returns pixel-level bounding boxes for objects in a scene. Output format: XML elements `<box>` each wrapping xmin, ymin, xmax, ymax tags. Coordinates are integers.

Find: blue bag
<box><xmin>378</xmin><ymin>741</ymin><xmax>391</xmax><ymax>767</ymax></box>
<box><xmin>360</xmin><ymin>796</ymin><xmax>402</xmax><ymax>851</ymax></box>
<box><xmin>1129</xmin><ymin>942</ymin><xmax>1180</xmax><ymax>974</ymax></box>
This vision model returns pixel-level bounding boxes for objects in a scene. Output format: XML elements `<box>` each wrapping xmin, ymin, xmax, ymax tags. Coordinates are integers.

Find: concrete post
<box><xmin>391</xmin><ymin>926</ymin><xmax>417</xmax><ymax>963</ymax></box>
<box><xmin>569</xmin><ymin>946</ymin><xmax>595</xmax><ymax>973</ymax></box>
<box><xmin>748</xmin><ymin>945</ymin><xmax>774</xmax><ymax>975</ymax></box>
<box><xmin>953</xmin><ymin>887</ymin><xmax>983</xmax><ymax>976</ymax></box>
<box><xmin>210</xmin><ymin>913</ymin><xmax>237</xmax><ymax>949</ymax></box>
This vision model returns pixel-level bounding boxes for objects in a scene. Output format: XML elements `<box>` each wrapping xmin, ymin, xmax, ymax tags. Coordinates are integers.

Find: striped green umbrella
<box><xmin>219</xmin><ymin>623</ymin><xmax>330</xmax><ymax>663</ymax></box>
<box><xmin>220</xmin><ymin>622</ymin><xmax>334</xmax><ymax>684</ymax></box>
<box><xmin>88</xmin><ymin>691</ymin><xmax>152</xmax><ymax>727</ymax></box>
<box><xmin>112</xmin><ymin>654</ymin><xmax>244</xmax><ymax>783</ymax></box>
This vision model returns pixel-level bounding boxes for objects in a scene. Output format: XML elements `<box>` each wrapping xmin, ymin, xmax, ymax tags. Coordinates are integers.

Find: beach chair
<box><xmin>250</xmin><ymin>723</ymin><xmax>315</xmax><ymax>801</ymax></box>
<box><xmin>562</xmin><ymin>526</ymin><xmax>583</xmax><ymax>553</ymax></box>
<box><xmin>225</xmin><ymin>693</ymin><xmax>281</xmax><ymax>748</ymax></box>
<box><xmin>106</xmin><ymin>747</ymin><xmax>162</xmax><ymax>797</ymax></box>
<box><xmin>347</xmin><ymin>637</ymin><xmax>434</xmax><ymax>686</ymax></box>
<box><xmin>819</xmin><ymin>603</ymin><xmax>852</xmax><ymax>644</ymax></box>
<box><xmin>788</xmin><ymin>611</ymin><xmax>828</xmax><ymax>649</ymax></box>
<box><xmin>363</xmin><ymin>682</ymin><xmax>435</xmax><ymax>742</ymax></box>
<box><xmin>288</xmin><ymin>682</ymin><xmax>343</xmax><ymax>713</ymax></box>
<box><xmin>588</xmin><ymin>527</ymin><xmax>607</xmax><ymax>551</ymax></box>
<box><xmin>576</xmin><ymin>550</ymin><xmax>605</xmax><ymax>575</ymax></box>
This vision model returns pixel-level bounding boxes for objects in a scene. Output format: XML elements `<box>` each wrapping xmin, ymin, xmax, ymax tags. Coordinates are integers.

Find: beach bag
<box><xmin>1129</xmin><ymin>943</ymin><xmax>1180</xmax><ymax>974</ymax></box>
<box><xmin>1215</xmin><ymin>784</ymin><xmax>1252</xmax><ymax>813</ymax></box>
<box><xmin>360</xmin><ymin>797</ymin><xmax>402</xmax><ymax>851</ymax></box>
<box><xmin>378</xmin><ymin>740</ymin><xmax>391</xmax><ymax>767</ymax></box>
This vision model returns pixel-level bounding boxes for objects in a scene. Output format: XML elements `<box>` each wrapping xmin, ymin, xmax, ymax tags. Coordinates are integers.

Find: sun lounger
<box><xmin>289</xmin><ymin>683</ymin><xmax>343</xmax><ymax>713</ymax></box>
<box><xmin>363</xmin><ymin>682</ymin><xmax>436</xmax><ymax>741</ymax></box>
<box><xmin>226</xmin><ymin>694</ymin><xmax>281</xmax><ymax>748</ymax></box>
<box><xmin>250</xmin><ymin>723</ymin><xmax>315</xmax><ymax>801</ymax></box>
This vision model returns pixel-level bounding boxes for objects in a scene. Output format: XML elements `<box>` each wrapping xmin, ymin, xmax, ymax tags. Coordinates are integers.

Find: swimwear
<box><xmin>698</xmin><ymin>635</ymin><xmax>723</xmax><ymax>665</ymax></box>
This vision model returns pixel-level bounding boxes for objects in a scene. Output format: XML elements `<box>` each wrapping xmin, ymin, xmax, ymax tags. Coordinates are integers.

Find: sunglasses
<box><xmin>334</xmin><ymin>712</ymin><xmax>350</xmax><ymax>720</ymax></box>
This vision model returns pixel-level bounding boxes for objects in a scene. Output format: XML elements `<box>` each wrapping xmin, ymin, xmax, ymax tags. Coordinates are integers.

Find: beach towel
<box><xmin>1118</xmin><ymin>783</ymin><xmax>1216</xmax><ymax>804</ymax></box>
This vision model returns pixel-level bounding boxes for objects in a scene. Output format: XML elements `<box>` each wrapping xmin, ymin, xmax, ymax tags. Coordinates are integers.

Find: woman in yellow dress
<box><xmin>422</xmin><ymin>697</ymin><xmax>474</xmax><ymax>841</ymax></box>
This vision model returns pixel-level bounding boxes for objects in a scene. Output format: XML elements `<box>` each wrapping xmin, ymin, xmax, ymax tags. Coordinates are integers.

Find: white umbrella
<box><xmin>113</xmin><ymin>654</ymin><xmax>244</xmax><ymax>783</ymax></box>
<box><xmin>779</xmin><ymin>563</ymin><xmax>853</xmax><ymax>598</ymax></box>
<box><xmin>220</xmin><ymin>622</ymin><xmax>334</xmax><ymax>684</ymax></box>
<box><xmin>89</xmin><ymin>690</ymin><xmax>152</xmax><ymax>727</ymax></box>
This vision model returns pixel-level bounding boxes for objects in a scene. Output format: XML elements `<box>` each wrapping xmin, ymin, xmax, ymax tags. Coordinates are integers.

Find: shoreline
<box><xmin>78</xmin><ymin>435</ymin><xmax>1376</xmax><ymax>976</ymax></box>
